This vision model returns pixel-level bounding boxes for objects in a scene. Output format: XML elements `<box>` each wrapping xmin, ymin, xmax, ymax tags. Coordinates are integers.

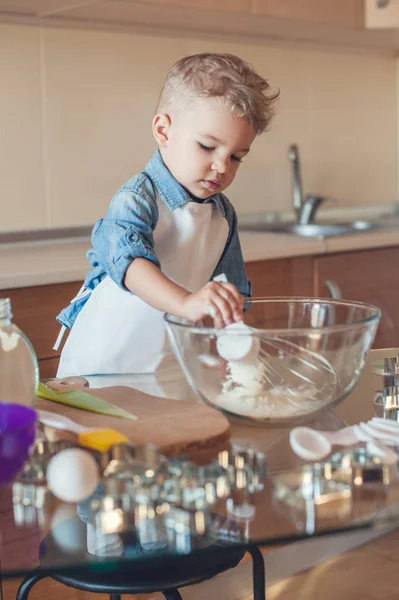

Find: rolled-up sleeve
<box><xmin>89</xmin><ymin>184</ymin><xmax>160</xmax><ymax>290</ymax></box>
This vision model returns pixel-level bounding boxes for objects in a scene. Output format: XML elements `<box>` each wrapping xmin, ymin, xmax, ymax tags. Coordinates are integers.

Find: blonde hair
<box><xmin>156</xmin><ymin>52</ymin><xmax>279</xmax><ymax>135</ymax></box>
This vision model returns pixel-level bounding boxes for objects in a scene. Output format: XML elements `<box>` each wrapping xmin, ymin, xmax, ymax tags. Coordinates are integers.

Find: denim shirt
<box><xmin>57</xmin><ymin>149</ymin><xmax>251</xmax><ymax>329</ymax></box>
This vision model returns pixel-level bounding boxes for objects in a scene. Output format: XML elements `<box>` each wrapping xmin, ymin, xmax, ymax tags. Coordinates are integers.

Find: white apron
<box><xmin>57</xmin><ymin>195</ymin><xmax>228</xmax><ymax>377</ymax></box>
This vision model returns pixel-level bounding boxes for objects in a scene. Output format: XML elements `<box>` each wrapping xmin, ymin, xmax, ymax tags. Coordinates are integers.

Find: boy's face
<box><xmin>154</xmin><ymin>97</ymin><xmax>257</xmax><ymax>200</ymax></box>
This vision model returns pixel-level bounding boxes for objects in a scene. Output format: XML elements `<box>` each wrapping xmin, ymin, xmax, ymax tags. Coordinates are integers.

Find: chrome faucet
<box><xmin>288</xmin><ymin>144</ymin><xmax>329</xmax><ymax>225</ymax></box>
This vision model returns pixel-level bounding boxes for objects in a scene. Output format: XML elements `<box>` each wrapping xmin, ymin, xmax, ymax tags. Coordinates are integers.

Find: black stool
<box><xmin>16</xmin><ymin>518</ymin><xmax>266</xmax><ymax>600</ymax></box>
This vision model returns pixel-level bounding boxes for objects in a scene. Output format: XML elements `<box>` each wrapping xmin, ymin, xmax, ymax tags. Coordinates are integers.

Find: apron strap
<box><xmin>53</xmin><ymin>325</ymin><xmax>67</xmax><ymax>351</ymax></box>
<box><xmin>53</xmin><ymin>284</ymin><xmax>88</xmax><ymax>351</ymax></box>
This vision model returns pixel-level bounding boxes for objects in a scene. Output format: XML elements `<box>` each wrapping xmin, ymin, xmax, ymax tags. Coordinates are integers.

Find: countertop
<box><xmin>67</xmin><ymin>346</ymin><xmax>393</xmax><ymax>465</ymax></box>
<box><xmin>240</xmin><ymin>227</ymin><xmax>399</xmax><ymax>262</ymax></box>
<box><xmin>1</xmin><ymin>206</ymin><xmax>399</xmax><ymax>290</ymax></box>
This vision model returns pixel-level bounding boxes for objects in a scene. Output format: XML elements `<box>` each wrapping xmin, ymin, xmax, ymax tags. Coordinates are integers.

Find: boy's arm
<box><xmin>124</xmin><ymin>258</ymin><xmax>242</xmax><ymax>325</ymax></box>
<box><xmin>89</xmin><ymin>187</ymin><xmax>161</xmax><ymax>290</ymax></box>
<box><xmin>124</xmin><ymin>258</ymin><xmax>189</xmax><ymax>316</ymax></box>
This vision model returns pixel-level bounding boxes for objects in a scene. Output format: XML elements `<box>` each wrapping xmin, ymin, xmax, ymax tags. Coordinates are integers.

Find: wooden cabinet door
<box><xmin>314</xmin><ymin>247</ymin><xmax>399</xmax><ymax>349</ymax></box>
<box><xmin>254</xmin><ymin>0</ymin><xmax>363</xmax><ymax>27</ymax></box>
<box><xmin>143</xmin><ymin>0</ymin><xmax>250</xmax><ymax>12</ymax></box>
<box><xmin>245</xmin><ymin>257</ymin><xmax>314</xmax><ymax>328</ymax></box>
<box><xmin>246</xmin><ymin>256</ymin><xmax>314</xmax><ymax>298</ymax></box>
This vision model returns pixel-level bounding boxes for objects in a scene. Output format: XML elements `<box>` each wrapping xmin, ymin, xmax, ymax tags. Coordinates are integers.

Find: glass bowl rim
<box><xmin>164</xmin><ymin>296</ymin><xmax>382</xmax><ymax>336</ymax></box>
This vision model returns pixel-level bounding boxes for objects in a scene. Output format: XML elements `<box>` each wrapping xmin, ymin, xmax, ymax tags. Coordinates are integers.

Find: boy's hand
<box><xmin>181</xmin><ymin>281</ymin><xmax>243</xmax><ymax>327</ymax></box>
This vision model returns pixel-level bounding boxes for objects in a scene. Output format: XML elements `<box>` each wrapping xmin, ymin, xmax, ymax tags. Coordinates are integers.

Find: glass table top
<box><xmin>1</xmin><ymin>355</ymin><xmax>399</xmax><ymax>579</ymax></box>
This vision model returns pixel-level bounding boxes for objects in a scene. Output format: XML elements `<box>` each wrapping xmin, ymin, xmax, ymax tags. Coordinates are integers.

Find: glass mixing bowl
<box><xmin>165</xmin><ymin>298</ymin><xmax>381</xmax><ymax>425</ymax></box>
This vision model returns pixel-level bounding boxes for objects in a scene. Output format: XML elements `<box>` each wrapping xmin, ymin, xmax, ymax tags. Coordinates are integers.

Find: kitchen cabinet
<box><xmin>143</xmin><ymin>0</ymin><xmax>250</xmax><ymax>12</ymax></box>
<box><xmin>364</xmin><ymin>0</ymin><xmax>399</xmax><ymax>28</ymax></box>
<box><xmin>254</xmin><ymin>0</ymin><xmax>363</xmax><ymax>28</ymax></box>
<box><xmin>245</xmin><ymin>256</ymin><xmax>314</xmax><ymax>329</ymax></box>
<box><xmin>139</xmin><ymin>0</ymin><xmax>363</xmax><ymax>26</ymax></box>
<box><xmin>314</xmin><ymin>246</ymin><xmax>399</xmax><ymax>349</ymax></box>
<box><xmin>4</xmin><ymin>0</ymin><xmax>397</xmax><ymax>55</ymax></box>
<box><xmin>248</xmin><ymin>248</ymin><xmax>399</xmax><ymax>349</ymax></box>
<box><xmin>246</xmin><ymin>256</ymin><xmax>313</xmax><ymax>298</ymax></box>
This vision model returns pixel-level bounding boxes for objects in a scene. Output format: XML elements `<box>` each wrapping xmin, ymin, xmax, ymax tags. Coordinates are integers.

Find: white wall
<box><xmin>0</xmin><ymin>24</ymin><xmax>397</xmax><ymax>231</ymax></box>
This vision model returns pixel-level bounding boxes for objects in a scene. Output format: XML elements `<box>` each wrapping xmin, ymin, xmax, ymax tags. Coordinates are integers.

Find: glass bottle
<box><xmin>0</xmin><ymin>298</ymin><xmax>39</xmax><ymax>405</ymax></box>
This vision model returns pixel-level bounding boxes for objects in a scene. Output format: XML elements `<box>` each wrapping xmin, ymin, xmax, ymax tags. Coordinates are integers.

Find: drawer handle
<box><xmin>325</xmin><ymin>280</ymin><xmax>342</xmax><ymax>300</ymax></box>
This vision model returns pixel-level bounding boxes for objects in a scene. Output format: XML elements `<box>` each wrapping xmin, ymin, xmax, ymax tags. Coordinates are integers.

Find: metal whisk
<box><xmin>217</xmin><ymin>329</ymin><xmax>337</xmax><ymax>406</ymax></box>
<box><xmin>255</xmin><ymin>336</ymin><xmax>338</xmax><ymax>402</ymax></box>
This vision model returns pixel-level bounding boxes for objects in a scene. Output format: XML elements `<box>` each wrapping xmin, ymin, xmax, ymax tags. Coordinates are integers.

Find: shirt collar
<box><xmin>144</xmin><ymin>149</ymin><xmax>226</xmax><ymax>217</ymax></box>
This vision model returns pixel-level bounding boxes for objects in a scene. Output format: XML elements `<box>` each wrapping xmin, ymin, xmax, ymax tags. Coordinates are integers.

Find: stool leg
<box><xmin>109</xmin><ymin>595</ymin><xmax>121</xmax><ymax>600</ymax></box>
<box><xmin>162</xmin><ymin>589</ymin><xmax>183</xmax><ymax>600</ymax></box>
<box><xmin>16</xmin><ymin>575</ymin><xmax>46</xmax><ymax>600</ymax></box>
<box><xmin>248</xmin><ymin>545</ymin><xmax>266</xmax><ymax>600</ymax></box>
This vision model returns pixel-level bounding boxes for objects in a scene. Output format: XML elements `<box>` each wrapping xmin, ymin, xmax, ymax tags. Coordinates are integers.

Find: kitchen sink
<box><xmin>238</xmin><ymin>215</ymin><xmax>399</xmax><ymax>238</ymax></box>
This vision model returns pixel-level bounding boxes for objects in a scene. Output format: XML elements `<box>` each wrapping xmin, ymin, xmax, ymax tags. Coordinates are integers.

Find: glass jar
<box><xmin>0</xmin><ymin>298</ymin><xmax>39</xmax><ymax>405</ymax></box>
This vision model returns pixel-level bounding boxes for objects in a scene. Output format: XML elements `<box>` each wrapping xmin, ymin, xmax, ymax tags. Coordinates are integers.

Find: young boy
<box><xmin>56</xmin><ymin>52</ymin><xmax>278</xmax><ymax>377</ymax></box>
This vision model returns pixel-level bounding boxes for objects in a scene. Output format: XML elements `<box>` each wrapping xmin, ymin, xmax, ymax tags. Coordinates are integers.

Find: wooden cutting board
<box><xmin>34</xmin><ymin>385</ymin><xmax>231</xmax><ymax>459</ymax></box>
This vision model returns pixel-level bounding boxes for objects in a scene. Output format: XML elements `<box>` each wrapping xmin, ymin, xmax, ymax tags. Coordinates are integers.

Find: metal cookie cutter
<box><xmin>372</xmin><ymin>356</ymin><xmax>399</xmax><ymax>387</ymax></box>
<box><xmin>90</xmin><ymin>493</ymin><xmax>134</xmax><ymax>535</ymax></box>
<box><xmin>273</xmin><ymin>462</ymin><xmax>353</xmax><ymax>529</ymax></box>
<box><xmin>208</xmin><ymin>512</ymin><xmax>247</xmax><ymax>542</ymax></box>
<box><xmin>164</xmin><ymin>457</ymin><xmax>231</xmax><ymax>511</ymax></box>
<box><xmin>218</xmin><ymin>446</ymin><xmax>268</xmax><ymax>521</ymax></box>
<box><xmin>372</xmin><ymin>355</ymin><xmax>399</xmax><ymax>422</ymax></box>
<box><xmin>165</xmin><ymin>504</ymin><xmax>208</xmax><ymax>539</ymax></box>
<box><xmin>374</xmin><ymin>386</ymin><xmax>399</xmax><ymax>422</ymax></box>
<box><xmin>101</xmin><ymin>442</ymin><xmax>167</xmax><ymax>483</ymax></box>
<box><xmin>217</xmin><ymin>447</ymin><xmax>268</xmax><ymax>493</ymax></box>
<box><xmin>273</xmin><ymin>463</ymin><xmax>352</xmax><ymax>535</ymax></box>
<box><xmin>329</xmin><ymin>447</ymin><xmax>391</xmax><ymax>487</ymax></box>
<box><xmin>274</xmin><ymin>463</ymin><xmax>352</xmax><ymax>507</ymax></box>
<box><xmin>88</xmin><ymin>444</ymin><xmax>267</xmax><ymax>542</ymax></box>
<box><xmin>92</xmin><ymin>448</ymin><xmax>231</xmax><ymax>541</ymax></box>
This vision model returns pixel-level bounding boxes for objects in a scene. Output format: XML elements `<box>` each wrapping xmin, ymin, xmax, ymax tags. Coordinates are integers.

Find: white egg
<box><xmin>216</xmin><ymin>321</ymin><xmax>260</xmax><ymax>362</ymax></box>
<box><xmin>46</xmin><ymin>448</ymin><xmax>99</xmax><ymax>503</ymax></box>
